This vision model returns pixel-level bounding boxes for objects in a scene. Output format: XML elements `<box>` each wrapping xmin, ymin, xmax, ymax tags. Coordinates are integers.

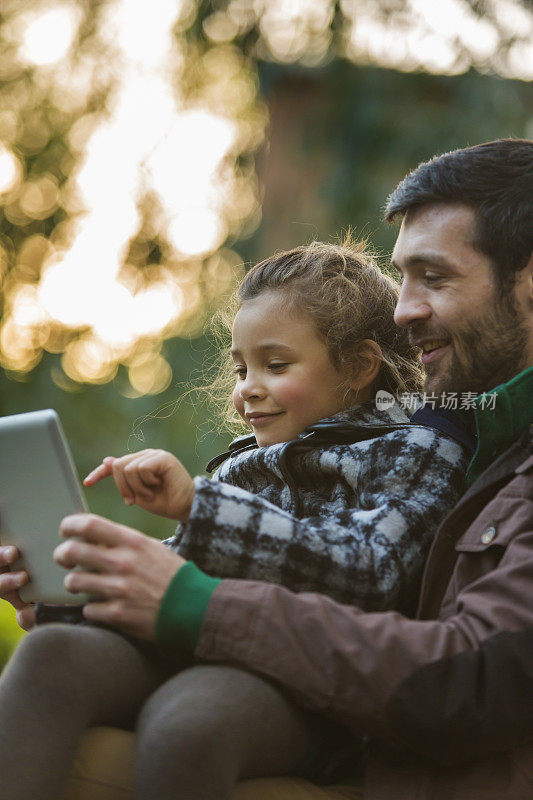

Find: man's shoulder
<box><xmin>505</xmin><ymin>445</ymin><xmax>533</xmax><ymax>499</ymax></box>
<box><xmin>476</xmin><ymin>425</ymin><xmax>533</xmax><ymax>489</ymax></box>
<box><xmin>444</xmin><ymin>426</ymin><xmax>533</xmax><ymax>525</ymax></box>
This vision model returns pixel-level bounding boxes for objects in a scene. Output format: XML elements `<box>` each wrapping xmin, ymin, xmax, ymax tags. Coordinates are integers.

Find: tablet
<box><xmin>0</xmin><ymin>409</ymin><xmax>91</xmax><ymax>605</ymax></box>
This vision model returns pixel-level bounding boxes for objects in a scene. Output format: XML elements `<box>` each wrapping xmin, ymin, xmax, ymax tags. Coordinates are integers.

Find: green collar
<box><xmin>466</xmin><ymin>365</ymin><xmax>533</xmax><ymax>486</ymax></box>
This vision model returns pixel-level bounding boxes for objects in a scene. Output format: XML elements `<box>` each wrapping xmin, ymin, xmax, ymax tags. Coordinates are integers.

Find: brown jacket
<box><xmin>195</xmin><ymin>424</ymin><xmax>533</xmax><ymax>799</ymax></box>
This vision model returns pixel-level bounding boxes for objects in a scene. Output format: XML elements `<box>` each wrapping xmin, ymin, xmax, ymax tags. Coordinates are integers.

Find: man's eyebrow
<box><xmin>231</xmin><ymin>342</ymin><xmax>296</xmax><ymax>357</ymax></box>
<box><xmin>391</xmin><ymin>253</ymin><xmax>456</xmax><ymax>272</ymax></box>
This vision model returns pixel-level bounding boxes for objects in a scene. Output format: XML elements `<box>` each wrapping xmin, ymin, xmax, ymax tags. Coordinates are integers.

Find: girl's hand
<box><xmin>84</xmin><ymin>450</ymin><xmax>195</xmax><ymax>522</ymax></box>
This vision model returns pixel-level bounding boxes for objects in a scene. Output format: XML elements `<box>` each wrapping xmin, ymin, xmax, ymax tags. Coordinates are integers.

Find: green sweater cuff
<box><xmin>156</xmin><ymin>561</ymin><xmax>221</xmax><ymax>653</ymax></box>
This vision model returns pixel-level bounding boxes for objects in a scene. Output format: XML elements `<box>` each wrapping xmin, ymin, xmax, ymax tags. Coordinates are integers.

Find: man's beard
<box><xmin>421</xmin><ymin>291</ymin><xmax>529</xmax><ymax>397</ymax></box>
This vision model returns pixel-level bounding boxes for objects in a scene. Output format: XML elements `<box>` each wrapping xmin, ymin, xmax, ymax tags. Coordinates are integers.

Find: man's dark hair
<box><xmin>385</xmin><ymin>138</ymin><xmax>533</xmax><ymax>290</ymax></box>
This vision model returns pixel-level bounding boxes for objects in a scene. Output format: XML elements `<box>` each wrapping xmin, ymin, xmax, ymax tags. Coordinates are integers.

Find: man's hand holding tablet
<box><xmin>0</xmin><ymin>545</ymin><xmax>35</xmax><ymax>630</ymax></box>
<box><xmin>53</xmin><ymin>513</ymin><xmax>185</xmax><ymax>640</ymax></box>
<box><xmin>0</xmin><ymin>409</ymin><xmax>92</xmax><ymax>608</ymax></box>
<box><xmin>0</xmin><ymin>409</ymin><xmax>187</xmax><ymax>638</ymax></box>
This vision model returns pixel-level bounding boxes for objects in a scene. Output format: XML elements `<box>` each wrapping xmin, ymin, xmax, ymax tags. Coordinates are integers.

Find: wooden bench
<box><xmin>64</xmin><ymin>727</ymin><xmax>362</xmax><ymax>800</ymax></box>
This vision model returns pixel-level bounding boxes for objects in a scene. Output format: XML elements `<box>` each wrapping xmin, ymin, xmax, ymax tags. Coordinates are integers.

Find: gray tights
<box><xmin>0</xmin><ymin>623</ymin><xmax>328</xmax><ymax>800</ymax></box>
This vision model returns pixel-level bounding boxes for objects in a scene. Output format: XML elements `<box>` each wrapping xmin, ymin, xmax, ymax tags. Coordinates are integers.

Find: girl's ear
<box><xmin>348</xmin><ymin>339</ymin><xmax>383</xmax><ymax>399</ymax></box>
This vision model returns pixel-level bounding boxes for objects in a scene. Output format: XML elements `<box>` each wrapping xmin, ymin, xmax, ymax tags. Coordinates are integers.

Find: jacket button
<box><xmin>481</xmin><ymin>526</ymin><xmax>496</xmax><ymax>545</ymax></box>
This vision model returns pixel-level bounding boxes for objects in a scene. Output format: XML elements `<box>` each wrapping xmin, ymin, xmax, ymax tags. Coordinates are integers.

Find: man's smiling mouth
<box><xmin>412</xmin><ymin>338</ymin><xmax>451</xmax><ymax>365</ymax></box>
<box><xmin>422</xmin><ymin>339</ymin><xmax>449</xmax><ymax>354</ymax></box>
<box><xmin>420</xmin><ymin>340</ymin><xmax>450</xmax><ymax>366</ymax></box>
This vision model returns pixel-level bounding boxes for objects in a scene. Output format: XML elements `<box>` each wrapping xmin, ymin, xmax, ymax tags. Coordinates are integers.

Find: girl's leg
<box><xmin>136</xmin><ymin>663</ymin><xmax>335</xmax><ymax>800</ymax></box>
<box><xmin>0</xmin><ymin>623</ymin><xmax>173</xmax><ymax>800</ymax></box>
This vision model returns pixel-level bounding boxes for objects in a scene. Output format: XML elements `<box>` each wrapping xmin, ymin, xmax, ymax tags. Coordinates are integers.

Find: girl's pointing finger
<box><xmin>84</xmin><ymin>457</ymin><xmax>116</xmax><ymax>486</ymax></box>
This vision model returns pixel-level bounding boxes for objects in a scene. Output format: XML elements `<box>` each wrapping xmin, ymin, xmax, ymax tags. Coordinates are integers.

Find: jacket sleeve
<box><xmin>168</xmin><ymin>430</ymin><xmax>467</xmax><ymax>612</ymax></box>
<box><xmin>385</xmin><ymin>626</ymin><xmax>533</xmax><ymax>764</ymax></box>
<box><xmin>194</xmin><ymin>522</ymin><xmax>533</xmax><ymax>747</ymax></box>
<box><xmin>193</xmin><ymin>468</ymin><xmax>533</xmax><ymax>753</ymax></box>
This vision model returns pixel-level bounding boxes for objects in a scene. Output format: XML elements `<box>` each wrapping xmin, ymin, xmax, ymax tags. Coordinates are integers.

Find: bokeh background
<box><xmin>1</xmin><ymin>0</ymin><xmax>532</xmax><ymax>667</ymax></box>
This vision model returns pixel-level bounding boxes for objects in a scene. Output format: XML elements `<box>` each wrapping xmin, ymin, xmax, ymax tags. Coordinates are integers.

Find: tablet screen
<box><xmin>0</xmin><ymin>409</ymin><xmax>90</xmax><ymax>605</ymax></box>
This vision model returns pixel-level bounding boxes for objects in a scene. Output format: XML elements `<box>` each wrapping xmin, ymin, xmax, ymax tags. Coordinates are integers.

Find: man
<box><xmin>1</xmin><ymin>138</ymin><xmax>532</xmax><ymax>799</ymax></box>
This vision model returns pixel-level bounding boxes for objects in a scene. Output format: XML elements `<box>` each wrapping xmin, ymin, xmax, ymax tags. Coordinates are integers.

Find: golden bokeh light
<box><xmin>61</xmin><ymin>336</ymin><xmax>119</xmax><ymax>385</ymax></box>
<box><xmin>19</xmin><ymin>5</ymin><xmax>81</xmax><ymax>67</ymax></box>
<box><xmin>260</xmin><ymin>0</ymin><xmax>335</xmax><ymax>65</ymax></box>
<box><xmin>18</xmin><ymin>174</ymin><xmax>59</xmax><ymax>219</ymax></box>
<box><xmin>128</xmin><ymin>355</ymin><xmax>173</xmax><ymax>397</ymax></box>
<box><xmin>0</xmin><ymin>0</ymin><xmax>531</xmax><ymax>394</ymax></box>
<box><xmin>0</xmin><ymin>146</ymin><xmax>22</xmax><ymax>195</ymax></box>
<box><xmin>341</xmin><ymin>0</ymin><xmax>533</xmax><ymax>78</ymax></box>
<box><xmin>0</xmin><ymin>0</ymin><xmax>265</xmax><ymax>394</ymax></box>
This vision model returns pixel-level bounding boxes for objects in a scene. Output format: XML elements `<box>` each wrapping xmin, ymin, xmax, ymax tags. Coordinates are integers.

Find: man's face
<box><xmin>392</xmin><ymin>203</ymin><xmax>533</xmax><ymax>396</ymax></box>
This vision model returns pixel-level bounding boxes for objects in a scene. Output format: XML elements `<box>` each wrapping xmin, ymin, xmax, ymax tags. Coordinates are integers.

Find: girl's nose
<box><xmin>239</xmin><ymin>373</ymin><xmax>266</xmax><ymax>400</ymax></box>
<box><xmin>394</xmin><ymin>283</ymin><xmax>432</xmax><ymax>328</ymax></box>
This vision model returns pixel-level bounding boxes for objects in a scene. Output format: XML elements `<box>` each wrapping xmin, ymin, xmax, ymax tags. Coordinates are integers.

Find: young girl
<box><xmin>0</xmin><ymin>239</ymin><xmax>469</xmax><ymax>800</ymax></box>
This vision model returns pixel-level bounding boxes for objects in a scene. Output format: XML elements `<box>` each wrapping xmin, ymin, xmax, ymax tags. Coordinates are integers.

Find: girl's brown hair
<box><xmin>208</xmin><ymin>236</ymin><xmax>423</xmax><ymax>434</ymax></box>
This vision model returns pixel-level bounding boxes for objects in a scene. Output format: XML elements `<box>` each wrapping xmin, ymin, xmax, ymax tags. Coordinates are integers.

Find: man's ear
<box><xmin>515</xmin><ymin>251</ymin><xmax>533</xmax><ymax>309</ymax></box>
<box><xmin>349</xmin><ymin>339</ymin><xmax>383</xmax><ymax>397</ymax></box>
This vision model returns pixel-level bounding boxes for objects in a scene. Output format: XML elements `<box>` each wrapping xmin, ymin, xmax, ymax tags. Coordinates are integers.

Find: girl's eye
<box><xmin>268</xmin><ymin>362</ymin><xmax>288</xmax><ymax>372</ymax></box>
<box><xmin>233</xmin><ymin>366</ymin><xmax>246</xmax><ymax>378</ymax></box>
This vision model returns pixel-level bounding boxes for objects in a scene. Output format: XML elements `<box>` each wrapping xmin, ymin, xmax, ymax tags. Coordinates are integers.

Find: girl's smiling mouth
<box><xmin>246</xmin><ymin>412</ymin><xmax>284</xmax><ymax>426</ymax></box>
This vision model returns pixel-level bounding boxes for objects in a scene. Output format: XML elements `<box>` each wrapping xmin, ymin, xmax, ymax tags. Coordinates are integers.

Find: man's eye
<box><xmin>424</xmin><ymin>274</ymin><xmax>442</xmax><ymax>285</ymax></box>
<box><xmin>268</xmin><ymin>362</ymin><xmax>288</xmax><ymax>371</ymax></box>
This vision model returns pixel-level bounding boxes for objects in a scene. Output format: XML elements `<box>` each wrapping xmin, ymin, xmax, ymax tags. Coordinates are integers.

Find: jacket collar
<box><xmin>310</xmin><ymin>399</ymin><xmax>411</xmax><ymax>428</ymax></box>
<box><xmin>466</xmin><ymin>365</ymin><xmax>533</xmax><ymax>486</ymax></box>
<box><xmin>410</xmin><ymin>405</ymin><xmax>476</xmax><ymax>456</ymax></box>
<box><xmin>441</xmin><ymin>423</ymin><xmax>533</xmax><ymax>527</ymax></box>
<box><xmin>206</xmin><ymin>399</ymin><xmax>475</xmax><ymax>473</ymax></box>
<box><xmin>205</xmin><ymin>401</ymin><xmax>411</xmax><ymax>473</ymax></box>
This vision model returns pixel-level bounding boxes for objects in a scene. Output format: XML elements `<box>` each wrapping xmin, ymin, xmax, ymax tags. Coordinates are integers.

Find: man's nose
<box><xmin>394</xmin><ymin>283</ymin><xmax>431</xmax><ymax>328</ymax></box>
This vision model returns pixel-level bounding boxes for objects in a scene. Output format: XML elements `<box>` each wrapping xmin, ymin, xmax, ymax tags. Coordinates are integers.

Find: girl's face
<box><xmin>231</xmin><ymin>291</ymin><xmax>357</xmax><ymax>446</ymax></box>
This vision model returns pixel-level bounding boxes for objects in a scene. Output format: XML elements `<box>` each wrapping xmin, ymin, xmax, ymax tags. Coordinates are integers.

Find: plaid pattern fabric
<box><xmin>165</xmin><ymin>402</ymin><xmax>468</xmax><ymax>613</ymax></box>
